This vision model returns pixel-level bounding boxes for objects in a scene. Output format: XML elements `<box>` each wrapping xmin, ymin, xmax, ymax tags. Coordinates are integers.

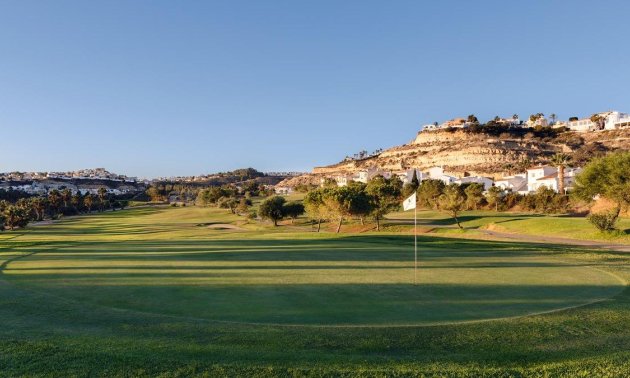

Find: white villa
<box><xmin>567</xmin><ymin>111</ymin><xmax>630</xmax><ymax>132</ymax></box>
<box><xmin>494</xmin><ymin>174</ymin><xmax>528</xmax><ymax>194</ymax></box>
<box><xmin>526</xmin><ymin>117</ymin><xmax>549</xmax><ymax>128</ymax></box>
<box><xmin>526</xmin><ymin>166</ymin><xmax>558</xmax><ymax>192</ymax></box>
<box><xmin>427</xmin><ymin>167</ymin><xmax>457</xmax><ymax>185</ymax></box>
<box><xmin>531</xmin><ymin>168</ymin><xmax>582</xmax><ymax>193</ymax></box>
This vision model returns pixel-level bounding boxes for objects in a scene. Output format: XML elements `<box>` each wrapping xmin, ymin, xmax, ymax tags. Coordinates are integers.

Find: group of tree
<box><xmin>0</xmin><ymin>188</ymin><xmax>128</xmax><ymax>231</ymax></box>
<box><xmin>195</xmin><ymin>184</ymin><xmax>263</xmax><ymax>216</ymax></box>
<box><xmin>301</xmin><ymin>176</ymin><xmax>402</xmax><ymax>232</ymax></box>
<box><xmin>258</xmin><ymin>196</ymin><xmax>305</xmax><ymax>226</ymax></box>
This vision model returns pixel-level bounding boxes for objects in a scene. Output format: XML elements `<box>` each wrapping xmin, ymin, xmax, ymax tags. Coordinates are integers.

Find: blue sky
<box><xmin>1</xmin><ymin>1</ymin><xmax>629</xmax><ymax>178</ymax></box>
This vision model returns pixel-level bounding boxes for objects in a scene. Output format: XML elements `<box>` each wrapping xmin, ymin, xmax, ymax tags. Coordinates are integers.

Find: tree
<box><xmin>236</xmin><ymin>198</ymin><xmax>250</xmax><ymax>215</ymax></box>
<box><xmin>574</xmin><ymin>152</ymin><xmax>630</xmax><ymax>231</ymax></box>
<box><xmin>464</xmin><ymin>183</ymin><xmax>485</xmax><ymax>210</ymax></box>
<box><xmin>345</xmin><ymin>182</ymin><xmax>372</xmax><ymax>226</ymax></box>
<box><xmin>84</xmin><ymin>194</ymin><xmax>94</xmax><ymax>213</ymax></box>
<box><xmin>366</xmin><ymin>175</ymin><xmax>402</xmax><ymax>231</ymax></box>
<box><xmin>467</xmin><ymin>114</ymin><xmax>479</xmax><ymax>124</ymax></box>
<box><xmin>61</xmin><ymin>188</ymin><xmax>72</xmax><ymax>209</ymax></box>
<box><xmin>146</xmin><ymin>187</ymin><xmax>162</xmax><ymax>202</ymax></box>
<box><xmin>3</xmin><ymin>205</ymin><xmax>30</xmax><ymax>230</ymax></box>
<box><xmin>486</xmin><ymin>186</ymin><xmax>503</xmax><ymax>211</ymax></box>
<box><xmin>47</xmin><ymin>189</ymin><xmax>62</xmax><ymax>215</ymax></box>
<box><xmin>71</xmin><ymin>192</ymin><xmax>83</xmax><ymax>213</ymax></box>
<box><xmin>590</xmin><ymin>114</ymin><xmax>606</xmax><ymax>130</ymax></box>
<box><xmin>438</xmin><ymin>185</ymin><xmax>466</xmax><ymax>229</ymax></box>
<box><xmin>304</xmin><ymin>188</ymin><xmax>328</xmax><ymax>232</ymax></box>
<box><xmin>417</xmin><ymin>179</ymin><xmax>445</xmax><ymax>209</ymax></box>
<box><xmin>30</xmin><ymin>197</ymin><xmax>47</xmax><ymax>221</ymax></box>
<box><xmin>410</xmin><ymin>170</ymin><xmax>419</xmax><ymax>188</ymax></box>
<box><xmin>549</xmin><ymin>113</ymin><xmax>557</xmax><ymax>125</ymax></box>
<box><xmin>550</xmin><ymin>153</ymin><xmax>571</xmax><ymax>194</ymax></box>
<box><xmin>97</xmin><ymin>187</ymin><xmax>108</xmax><ymax>212</ymax></box>
<box><xmin>259</xmin><ymin>196</ymin><xmax>286</xmax><ymax>226</ymax></box>
<box><xmin>283</xmin><ymin>202</ymin><xmax>305</xmax><ymax>224</ymax></box>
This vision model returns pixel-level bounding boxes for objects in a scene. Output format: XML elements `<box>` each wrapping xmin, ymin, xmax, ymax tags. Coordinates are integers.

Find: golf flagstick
<box><xmin>402</xmin><ymin>192</ymin><xmax>417</xmax><ymax>285</ymax></box>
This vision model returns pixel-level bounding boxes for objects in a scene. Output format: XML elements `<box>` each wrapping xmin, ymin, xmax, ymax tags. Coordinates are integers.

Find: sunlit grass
<box><xmin>1</xmin><ymin>205</ymin><xmax>630</xmax><ymax>375</ymax></box>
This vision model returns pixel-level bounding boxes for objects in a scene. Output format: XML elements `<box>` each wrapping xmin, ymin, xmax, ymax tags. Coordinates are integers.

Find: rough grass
<box><xmin>1</xmin><ymin>206</ymin><xmax>630</xmax><ymax>376</ymax></box>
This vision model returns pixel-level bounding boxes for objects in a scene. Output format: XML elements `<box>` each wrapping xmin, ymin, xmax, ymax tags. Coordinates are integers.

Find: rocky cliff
<box><xmin>278</xmin><ymin>128</ymin><xmax>630</xmax><ymax>187</ymax></box>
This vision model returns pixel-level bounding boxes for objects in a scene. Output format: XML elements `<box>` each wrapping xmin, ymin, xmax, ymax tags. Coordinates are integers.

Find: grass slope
<box><xmin>1</xmin><ymin>206</ymin><xmax>630</xmax><ymax>376</ymax></box>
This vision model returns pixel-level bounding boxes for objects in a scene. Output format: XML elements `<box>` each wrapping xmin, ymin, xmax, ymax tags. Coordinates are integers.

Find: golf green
<box><xmin>1</xmin><ymin>207</ymin><xmax>623</xmax><ymax>326</ymax></box>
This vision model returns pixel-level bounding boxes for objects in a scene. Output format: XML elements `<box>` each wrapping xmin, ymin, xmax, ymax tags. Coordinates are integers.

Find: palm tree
<box><xmin>512</xmin><ymin>114</ymin><xmax>519</xmax><ymax>120</ymax></box>
<box><xmin>84</xmin><ymin>194</ymin><xmax>94</xmax><ymax>213</ymax></box>
<box><xmin>30</xmin><ymin>197</ymin><xmax>47</xmax><ymax>221</ymax></box>
<box><xmin>551</xmin><ymin>153</ymin><xmax>571</xmax><ymax>194</ymax></box>
<box><xmin>549</xmin><ymin>113</ymin><xmax>557</xmax><ymax>125</ymax></box>
<box><xmin>47</xmin><ymin>190</ymin><xmax>62</xmax><ymax>214</ymax></box>
<box><xmin>61</xmin><ymin>188</ymin><xmax>72</xmax><ymax>209</ymax></box>
<box><xmin>97</xmin><ymin>188</ymin><xmax>107</xmax><ymax>212</ymax></box>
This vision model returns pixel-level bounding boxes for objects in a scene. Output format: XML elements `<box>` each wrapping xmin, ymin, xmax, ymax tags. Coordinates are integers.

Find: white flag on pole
<box><xmin>403</xmin><ymin>193</ymin><xmax>416</xmax><ymax>211</ymax></box>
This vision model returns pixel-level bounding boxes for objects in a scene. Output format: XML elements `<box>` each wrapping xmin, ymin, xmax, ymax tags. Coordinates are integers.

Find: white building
<box><xmin>567</xmin><ymin>118</ymin><xmax>597</xmax><ymax>132</ymax></box>
<box><xmin>494</xmin><ymin>174</ymin><xmax>528</xmax><ymax>193</ymax></box>
<box><xmin>354</xmin><ymin>168</ymin><xmax>391</xmax><ymax>183</ymax></box>
<box><xmin>533</xmin><ymin>167</ymin><xmax>582</xmax><ymax>193</ymax></box>
<box><xmin>455</xmin><ymin>176</ymin><xmax>494</xmax><ymax>191</ymax></box>
<box><xmin>423</xmin><ymin>123</ymin><xmax>441</xmax><ymax>131</ymax></box>
<box><xmin>403</xmin><ymin>169</ymin><xmax>430</xmax><ymax>185</ymax></box>
<box><xmin>427</xmin><ymin>166</ymin><xmax>457</xmax><ymax>185</ymax></box>
<box><xmin>274</xmin><ymin>186</ymin><xmax>293</xmax><ymax>195</ymax></box>
<box><xmin>526</xmin><ymin>116</ymin><xmax>549</xmax><ymax>128</ymax></box>
<box><xmin>526</xmin><ymin>166</ymin><xmax>558</xmax><ymax>192</ymax></box>
<box><xmin>567</xmin><ymin>111</ymin><xmax>630</xmax><ymax>132</ymax></box>
<box><xmin>333</xmin><ymin>174</ymin><xmax>353</xmax><ymax>187</ymax></box>
<box><xmin>604</xmin><ymin>111</ymin><xmax>630</xmax><ymax>129</ymax></box>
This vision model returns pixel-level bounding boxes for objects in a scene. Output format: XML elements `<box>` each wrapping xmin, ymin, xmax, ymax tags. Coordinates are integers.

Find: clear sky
<box><xmin>1</xmin><ymin>1</ymin><xmax>629</xmax><ymax>178</ymax></box>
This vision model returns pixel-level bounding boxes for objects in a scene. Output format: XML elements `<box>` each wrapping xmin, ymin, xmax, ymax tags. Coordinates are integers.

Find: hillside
<box><xmin>279</xmin><ymin>128</ymin><xmax>630</xmax><ymax>187</ymax></box>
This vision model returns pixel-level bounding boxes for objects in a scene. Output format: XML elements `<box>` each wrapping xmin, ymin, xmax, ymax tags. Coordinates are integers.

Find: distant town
<box><xmin>0</xmin><ymin>168</ymin><xmax>305</xmax><ymax>196</ymax></box>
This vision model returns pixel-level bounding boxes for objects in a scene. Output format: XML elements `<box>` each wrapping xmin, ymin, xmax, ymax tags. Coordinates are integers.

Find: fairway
<box><xmin>1</xmin><ymin>206</ymin><xmax>623</xmax><ymax>327</ymax></box>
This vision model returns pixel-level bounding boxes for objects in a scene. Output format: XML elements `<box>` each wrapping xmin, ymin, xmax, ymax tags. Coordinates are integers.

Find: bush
<box><xmin>588</xmin><ymin>211</ymin><xmax>619</xmax><ymax>232</ymax></box>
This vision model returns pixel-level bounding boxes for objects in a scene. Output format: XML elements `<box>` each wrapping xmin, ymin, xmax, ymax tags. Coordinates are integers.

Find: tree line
<box><xmin>0</xmin><ymin>188</ymin><xmax>129</xmax><ymax>231</ymax></box>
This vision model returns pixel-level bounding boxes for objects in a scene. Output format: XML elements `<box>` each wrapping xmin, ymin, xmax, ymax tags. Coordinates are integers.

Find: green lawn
<box><xmin>387</xmin><ymin>209</ymin><xmax>630</xmax><ymax>243</ymax></box>
<box><xmin>2</xmin><ymin>206</ymin><xmax>630</xmax><ymax>376</ymax></box>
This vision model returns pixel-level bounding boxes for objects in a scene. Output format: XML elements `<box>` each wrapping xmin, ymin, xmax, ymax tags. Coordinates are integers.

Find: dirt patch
<box><xmin>206</xmin><ymin>223</ymin><xmax>246</xmax><ymax>231</ymax></box>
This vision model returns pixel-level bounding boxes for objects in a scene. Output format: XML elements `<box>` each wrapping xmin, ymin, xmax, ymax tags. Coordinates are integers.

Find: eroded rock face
<box><xmin>280</xmin><ymin>129</ymin><xmax>630</xmax><ymax>186</ymax></box>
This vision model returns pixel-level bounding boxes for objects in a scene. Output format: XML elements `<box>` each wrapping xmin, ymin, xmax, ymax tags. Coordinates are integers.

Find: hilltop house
<box><xmin>526</xmin><ymin>116</ymin><xmax>549</xmax><ymax>128</ymax></box>
<box><xmin>567</xmin><ymin>111</ymin><xmax>630</xmax><ymax>132</ymax></box>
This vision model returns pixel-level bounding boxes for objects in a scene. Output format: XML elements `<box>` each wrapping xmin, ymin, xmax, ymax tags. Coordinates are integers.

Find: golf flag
<box><xmin>403</xmin><ymin>193</ymin><xmax>416</xmax><ymax>211</ymax></box>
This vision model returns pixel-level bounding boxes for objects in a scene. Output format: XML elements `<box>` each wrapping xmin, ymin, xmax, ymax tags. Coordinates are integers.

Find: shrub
<box><xmin>587</xmin><ymin>211</ymin><xmax>619</xmax><ymax>232</ymax></box>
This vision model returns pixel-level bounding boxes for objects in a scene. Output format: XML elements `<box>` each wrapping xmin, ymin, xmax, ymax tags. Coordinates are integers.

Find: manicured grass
<box><xmin>388</xmin><ymin>209</ymin><xmax>630</xmax><ymax>243</ymax></box>
<box><xmin>2</xmin><ymin>206</ymin><xmax>630</xmax><ymax>376</ymax></box>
